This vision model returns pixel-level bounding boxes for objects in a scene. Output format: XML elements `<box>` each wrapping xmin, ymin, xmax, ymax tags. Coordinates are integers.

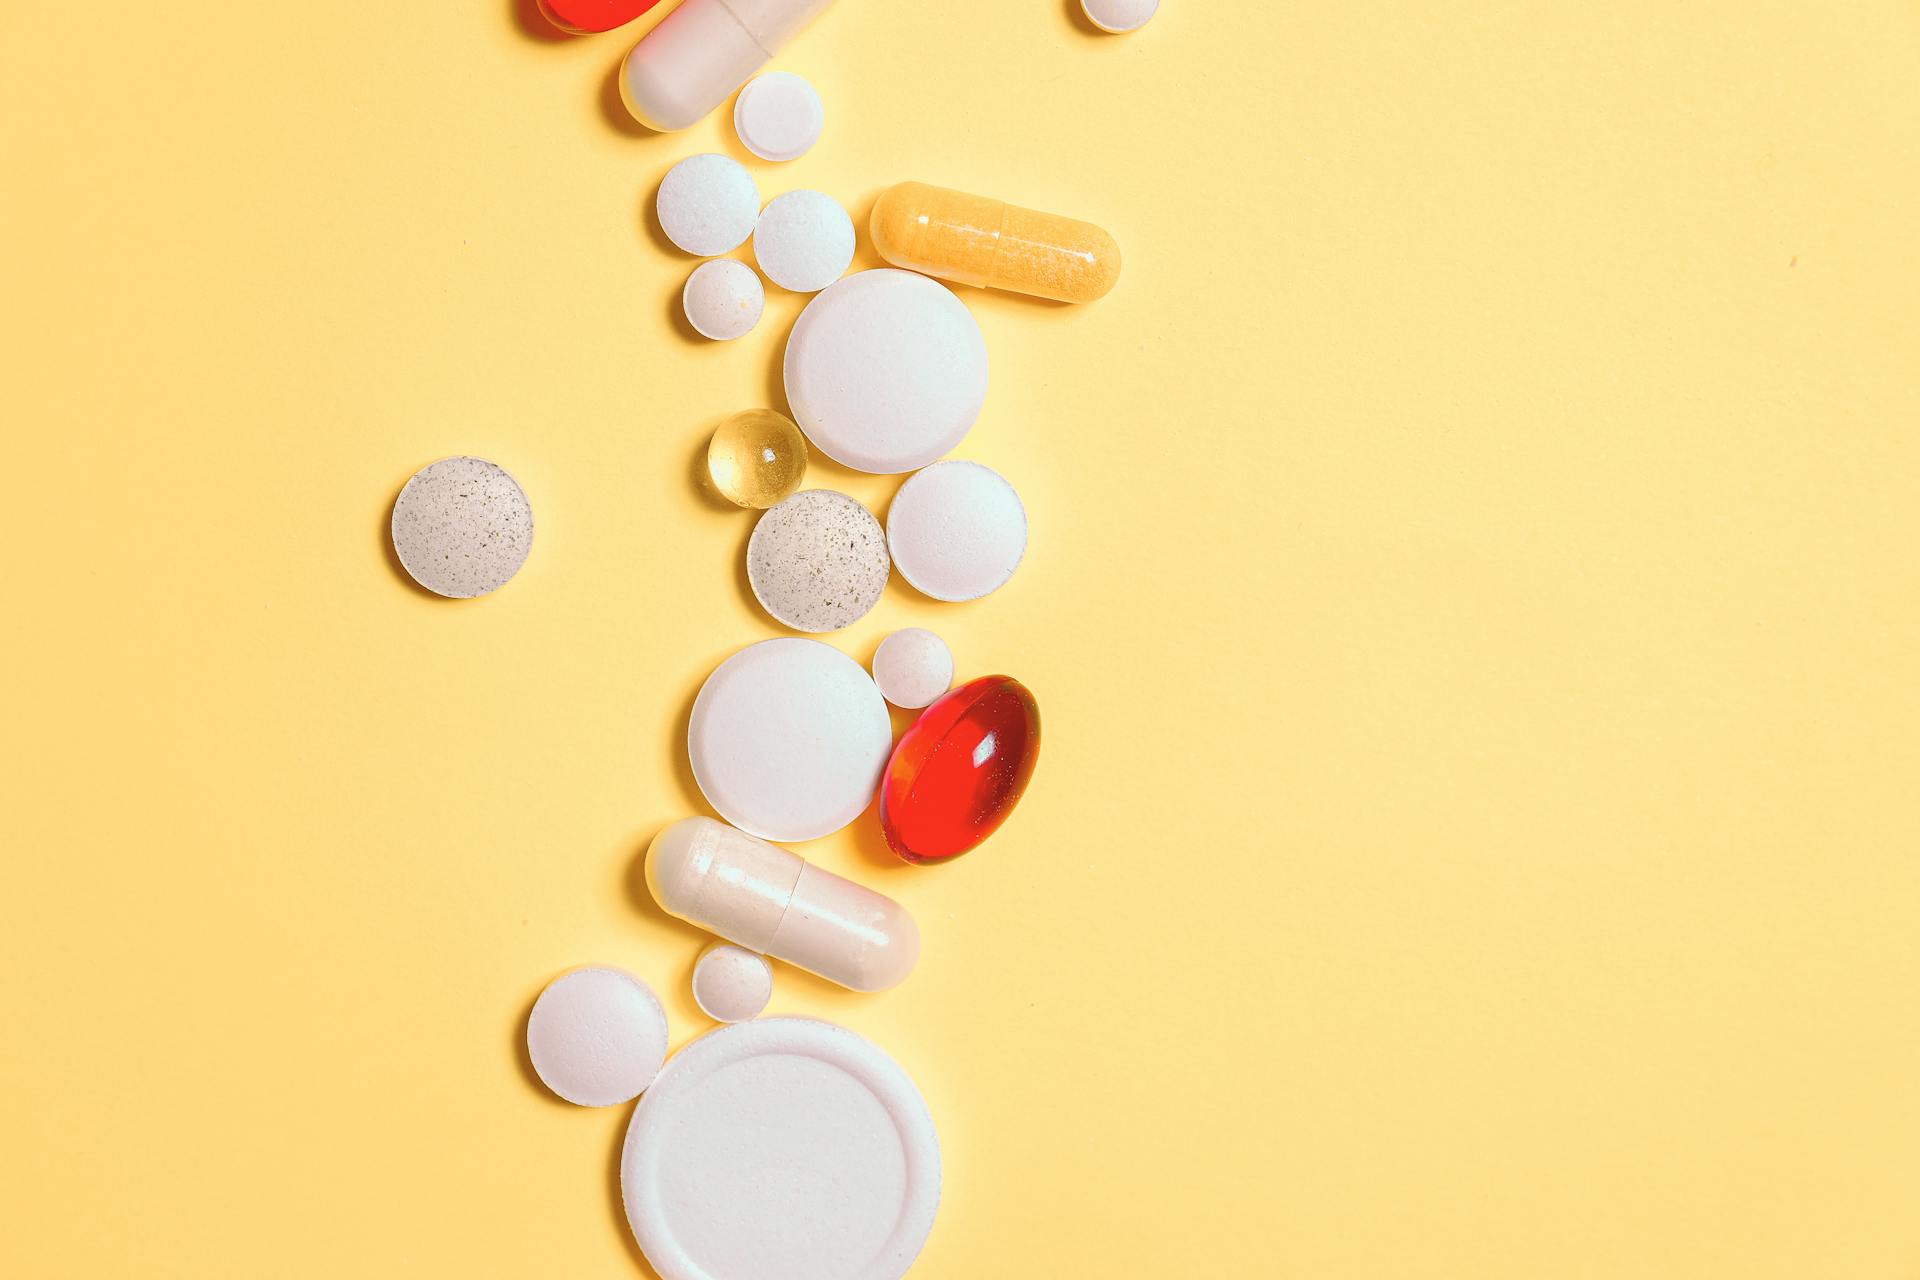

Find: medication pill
<box><xmin>526</xmin><ymin>966</ymin><xmax>669</xmax><ymax>1106</ymax></box>
<box><xmin>687</xmin><ymin>638</ymin><xmax>892</xmax><ymax>842</ymax></box>
<box><xmin>733</xmin><ymin>71</ymin><xmax>824</xmax><ymax>162</ymax></box>
<box><xmin>389</xmin><ymin>456</ymin><xmax>534</xmax><ymax>599</ymax></box>
<box><xmin>870</xmin><ymin>181</ymin><xmax>1122</xmax><ymax>303</ymax></box>
<box><xmin>691</xmin><ymin>944</ymin><xmax>773</xmax><ymax>1022</ymax></box>
<box><xmin>881</xmin><ymin>675</ymin><xmax>1041</xmax><ymax>864</ymax></box>
<box><xmin>622</xmin><ymin>0</ymin><xmax>837</xmax><ymax>132</ymax></box>
<box><xmin>753</xmin><ymin>189</ymin><xmax>855</xmax><ymax>293</ymax></box>
<box><xmin>622</xmin><ymin>1018</ymin><xmax>940</xmax><ymax>1280</ymax></box>
<box><xmin>1081</xmin><ymin>0</ymin><xmax>1158</xmax><ymax>33</ymax></box>
<box><xmin>871</xmin><ymin>629</ymin><xmax>953</xmax><ymax>709</ymax></box>
<box><xmin>707</xmin><ymin>408</ymin><xmax>808</xmax><ymax>508</ymax></box>
<box><xmin>536</xmin><ymin>0</ymin><xmax>660</xmax><ymax>34</ymax></box>
<box><xmin>886</xmin><ymin>460</ymin><xmax>1027</xmax><ymax>602</ymax></box>
<box><xmin>747</xmin><ymin>490</ymin><xmax>889</xmax><ymax>633</ymax></box>
<box><xmin>783</xmin><ymin>269</ymin><xmax>988</xmax><ymax>473</ymax></box>
<box><xmin>649</xmin><ymin>818</ymin><xmax>920</xmax><ymax>990</ymax></box>
<box><xmin>656</xmin><ymin>153</ymin><xmax>760</xmax><ymax>257</ymax></box>
<box><xmin>682</xmin><ymin>258</ymin><xmax>764</xmax><ymax>340</ymax></box>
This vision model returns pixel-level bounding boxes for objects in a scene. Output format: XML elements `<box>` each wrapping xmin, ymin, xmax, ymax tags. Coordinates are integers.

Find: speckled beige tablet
<box><xmin>746</xmin><ymin>489</ymin><xmax>889</xmax><ymax>632</ymax></box>
<box><xmin>390</xmin><ymin>456</ymin><xmax>534</xmax><ymax>598</ymax></box>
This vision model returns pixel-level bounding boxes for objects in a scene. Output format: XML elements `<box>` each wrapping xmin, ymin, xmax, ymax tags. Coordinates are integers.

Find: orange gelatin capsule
<box><xmin>869</xmin><ymin>182</ymin><xmax>1122</xmax><ymax>304</ymax></box>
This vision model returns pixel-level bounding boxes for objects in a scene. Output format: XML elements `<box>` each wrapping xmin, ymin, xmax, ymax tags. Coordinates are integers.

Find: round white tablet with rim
<box><xmin>682</xmin><ymin>258</ymin><xmax>765</xmax><ymax>340</ymax></box>
<box><xmin>390</xmin><ymin>456</ymin><xmax>533</xmax><ymax>599</ymax></box>
<box><xmin>783</xmin><ymin>270</ymin><xmax>988</xmax><ymax>473</ymax></box>
<box><xmin>733</xmin><ymin>71</ymin><xmax>824</xmax><ymax>162</ymax></box>
<box><xmin>692</xmin><ymin>944</ymin><xmax>774</xmax><ymax>1022</ymax></box>
<box><xmin>622</xmin><ymin>1017</ymin><xmax>941</xmax><ymax>1280</ymax></box>
<box><xmin>747</xmin><ymin>490</ymin><xmax>889</xmax><ymax>632</ymax></box>
<box><xmin>871</xmin><ymin>629</ymin><xmax>953</xmax><ymax>709</ymax></box>
<box><xmin>526</xmin><ymin>966</ymin><xmax>669</xmax><ymax>1108</ymax></box>
<box><xmin>1082</xmin><ymin>0</ymin><xmax>1158</xmax><ymax>33</ymax></box>
<box><xmin>688</xmin><ymin>638</ymin><xmax>893</xmax><ymax>842</ymax></box>
<box><xmin>657</xmin><ymin>153</ymin><xmax>760</xmax><ymax>256</ymax></box>
<box><xmin>887</xmin><ymin>460</ymin><xmax>1028</xmax><ymax>602</ymax></box>
<box><xmin>753</xmin><ymin>189</ymin><xmax>855</xmax><ymax>293</ymax></box>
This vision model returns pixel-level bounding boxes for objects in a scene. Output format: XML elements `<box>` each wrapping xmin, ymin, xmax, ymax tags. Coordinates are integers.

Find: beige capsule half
<box><xmin>647</xmin><ymin>817</ymin><xmax>919</xmax><ymax>992</ymax></box>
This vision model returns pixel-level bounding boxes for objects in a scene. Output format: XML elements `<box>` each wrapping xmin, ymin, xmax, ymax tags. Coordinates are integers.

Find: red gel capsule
<box><xmin>880</xmin><ymin>676</ymin><xmax>1040</xmax><ymax>865</ymax></box>
<box><xmin>537</xmin><ymin>0</ymin><xmax>660</xmax><ymax>35</ymax></box>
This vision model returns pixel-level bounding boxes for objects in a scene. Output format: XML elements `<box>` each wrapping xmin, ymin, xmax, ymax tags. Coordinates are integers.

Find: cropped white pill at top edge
<box><xmin>692</xmin><ymin>944</ymin><xmax>774</xmax><ymax>1022</ymax></box>
<box><xmin>1082</xmin><ymin>0</ymin><xmax>1158</xmax><ymax>33</ymax></box>
<box><xmin>784</xmin><ymin>269</ymin><xmax>989</xmax><ymax>473</ymax></box>
<box><xmin>871</xmin><ymin>629</ymin><xmax>954</xmax><ymax>709</ymax></box>
<box><xmin>887</xmin><ymin>460</ymin><xmax>1028</xmax><ymax>602</ymax></box>
<box><xmin>657</xmin><ymin>153</ymin><xmax>761</xmax><ymax>256</ymax></box>
<box><xmin>683</xmin><ymin>259</ymin><xmax>765</xmax><ymax>340</ymax></box>
<box><xmin>526</xmin><ymin>966</ymin><xmax>669</xmax><ymax>1107</ymax></box>
<box><xmin>733</xmin><ymin>71</ymin><xmax>824</xmax><ymax>162</ymax></box>
<box><xmin>390</xmin><ymin>456</ymin><xmax>534</xmax><ymax>599</ymax></box>
<box><xmin>753</xmin><ymin>189</ymin><xmax>855</xmax><ymax>293</ymax></box>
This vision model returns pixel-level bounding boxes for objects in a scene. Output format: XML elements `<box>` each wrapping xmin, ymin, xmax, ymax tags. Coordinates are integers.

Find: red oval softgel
<box><xmin>537</xmin><ymin>0</ymin><xmax>660</xmax><ymax>35</ymax></box>
<box><xmin>880</xmin><ymin>675</ymin><xmax>1040</xmax><ymax>865</ymax></box>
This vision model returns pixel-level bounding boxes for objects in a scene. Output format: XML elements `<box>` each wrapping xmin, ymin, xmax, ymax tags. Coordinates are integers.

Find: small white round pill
<box><xmin>871</xmin><ymin>629</ymin><xmax>954</xmax><ymax>709</ymax></box>
<box><xmin>691</xmin><ymin>944</ymin><xmax>774</xmax><ymax>1022</ymax></box>
<box><xmin>733</xmin><ymin>71</ymin><xmax>824</xmax><ymax>163</ymax></box>
<box><xmin>747</xmin><ymin>489</ymin><xmax>890</xmax><ymax>633</ymax></box>
<box><xmin>682</xmin><ymin>259</ymin><xmax>764</xmax><ymax>341</ymax></box>
<box><xmin>1082</xmin><ymin>0</ymin><xmax>1158</xmax><ymax>33</ymax></box>
<box><xmin>887</xmin><ymin>460</ymin><xmax>1028</xmax><ymax>602</ymax></box>
<box><xmin>389</xmin><ymin>456</ymin><xmax>534</xmax><ymax>599</ymax></box>
<box><xmin>656</xmin><ymin>153</ymin><xmax>760</xmax><ymax>257</ymax></box>
<box><xmin>753</xmin><ymin>189</ymin><xmax>855</xmax><ymax>293</ymax></box>
<box><xmin>526</xmin><ymin>967</ymin><xmax>669</xmax><ymax>1108</ymax></box>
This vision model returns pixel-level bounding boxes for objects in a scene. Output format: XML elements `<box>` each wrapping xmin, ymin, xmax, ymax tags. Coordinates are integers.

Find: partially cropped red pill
<box><xmin>537</xmin><ymin>0</ymin><xmax>660</xmax><ymax>35</ymax></box>
<box><xmin>880</xmin><ymin>676</ymin><xmax>1040</xmax><ymax>865</ymax></box>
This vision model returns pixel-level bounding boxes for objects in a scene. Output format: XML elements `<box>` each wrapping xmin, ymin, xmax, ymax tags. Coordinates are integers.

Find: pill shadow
<box><xmin>600</xmin><ymin>55</ymin><xmax>655</xmax><ymax>140</ymax></box>
<box><xmin>1061</xmin><ymin>0</ymin><xmax>1105</xmax><ymax>36</ymax></box>
<box><xmin>509</xmin><ymin>0</ymin><xmax>572</xmax><ymax>42</ymax></box>
<box><xmin>379</xmin><ymin>475</ymin><xmax>449</xmax><ymax>601</ymax></box>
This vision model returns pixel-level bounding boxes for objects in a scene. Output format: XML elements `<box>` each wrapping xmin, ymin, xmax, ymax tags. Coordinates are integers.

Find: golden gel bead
<box><xmin>869</xmin><ymin>181</ymin><xmax>1122</xmax><ymax>304</ymax></box>
<box><xmin>707</xmin><ymin>409</ymin><xmax>808</xmax><ymax>508</ymax></box>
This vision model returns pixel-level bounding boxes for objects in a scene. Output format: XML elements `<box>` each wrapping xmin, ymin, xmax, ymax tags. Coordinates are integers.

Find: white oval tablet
<box><xmin>753</xmin><ymin>189</ymin><xmax>855</xmax><ymax>293</ymax></box>
<box><xmin>871</xmin><ymin>629</ymin><xmax>954</xmax><ymax>709</ymax></box>
<box><xmin>526</xmin><ymin>967</ymin><xmax>669</xmax><ymax>1108</ymax></box>
<box><xmin>784</xmin><ymin>270</ymin><xmax>989</xmax><ymax>473</ymax></box>
<box><xmin>682</xmin><ymin>258</ymin><xmax>765</xmax><ymax>340</ymax></box>
<box><xmin>622</xmin><ymin>1017</ymin><xmax>941</xmax><ymax>1280</ymax></box>
<box><xmin>657</xmin><ymin>153</ymin><xmax>761</xmax><ymax>256</ymax></box>
<box><xmin>390</xmin><ymin>456</ymin><xmax>534</xmax><ymax>599</ymax></box>
<box><xmin>733</xmin><ymin>71</ymin><xmax>824</xmax><ymax>162</ymax></box>
<box><xmin>692</xmin><ymin>944</ymin><xmax>774</xmax><ymax>1022</ymax></box>
<box><xmin>887</xmin><ymin>460</ymin><xmax>1028</xmax><ymax>602</ymax></box>
<box><xmin>1082</xmin><ymin>0</ymin><xmax>1158</xmax><ymax>33</ymax></box>
<box><xmin>748</xmin><ymin>490</ymin><xmax>889</xmax><ymax>632</ymax></box>
<box><xmin>688</xmin><ymin>638</ymin><xmax>893</xmax><ymax>842</ymax></box>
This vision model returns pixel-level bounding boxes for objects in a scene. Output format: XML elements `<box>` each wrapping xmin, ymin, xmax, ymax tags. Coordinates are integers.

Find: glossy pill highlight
<box><xmin>870</xmin><ymin>181</ymin><xmax>1122</xmax><ymax>304</ymax></box>
<box><xmin>881</xmin><ymin>675</ymin><xmax>1040</xmax><ymax>865</ymax></box>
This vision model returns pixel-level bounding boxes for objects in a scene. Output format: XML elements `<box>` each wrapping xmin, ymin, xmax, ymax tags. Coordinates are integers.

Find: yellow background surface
<box><xmin>3</xmin><ymin>1</ymin><xmax>1918</xmax><ymax>1275</ymax></box>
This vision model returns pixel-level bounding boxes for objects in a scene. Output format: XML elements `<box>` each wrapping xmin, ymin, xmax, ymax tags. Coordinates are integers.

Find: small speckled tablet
<box><xmin>747</xmin><ymin>489</ymin><xmax>889</xmax><ymax>632</ymax></box>
<box><xmin>1082</xmin><ymin>0</ymin><xmax>1158</xmax><ymax>32</ymax></box>
<box><xmin>526</xmin><ymin>966</ymin><xmax>669</xmax><ymax>1107</ymax></box>
<box><xmin>657</xmin><ymin>153</ymin><xmax>760</xmax><ymax>256</ymax></box>
<box><xmin>733</xmin><ymin>71</ymin><xmax>824</xmax><ymax>162</ymax></box>
<box><xmin>887</xmin><ymin>460</ymin><xmax>1027</xmax><ymax>602</ymax></box>
<box><xmin>871</xmin><ymin>628</ymin><xmax>954</xmax><ymax>709</ymax></box>
<box><xmin>692</xmin><ymin>944</ymin><xmax>773</xmax><ymax>1022</ymax></box>
<box><xmin>683</xmin><ymin>258</ymin><xmax>764</xmax><ymax>340</ymax></box>
<box><xmin>389</xmin><ymin>456</ymin><xmax>533</xmax><ymax>598</ymax></box>
<box><xmin>753</xmin><ymin>190</ymin><xmax>855</xmax><ymax>293</ymax></box>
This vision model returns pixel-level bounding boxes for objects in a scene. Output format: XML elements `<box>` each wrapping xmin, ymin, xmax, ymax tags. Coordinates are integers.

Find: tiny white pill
<box><xmin>871</xmin><ymin>629</ymin><xmax>954</xmax><ymax>709</ymax></box>
<box><xmin>389</xmin><ymin>456</ymin><xmax>534</xmax><ymax>599</ymax></box>
<box><xmin>682</xmin><ymin>259</ymin><xmax>765</xmax><ymax>340</ymax></box>
<box><xmin>691</xmin><ymin>944</ymin><xmax>774</xmax><ymax>1022</ymax></box>
<box><xmin>733</xmin><ymin>71</ymin><xmax>824</xmax><ymax>162</ymax></box>
<box><xmin>656</xmin><ymin>153</ymin><xmax>760</xmax><ymax>256</ymax></box>
<box><xmin>1082</xmin><ymin>0</ymin><xmax>1158</xmax><ymax>33</ymax></box>
<box><xmin>753</xmin><ymin>189</ymin><xmax>855</xmax><ymax>293</ymax></box>
<box><xmin>887</xmin><ymin>460</ymin><xmax>1028</xmax><ymax>602</ymax></box>
<box><xmin>526</xmin><ymin>967</ymin><xmax>669</xmax><ymax>1108</ymax></box>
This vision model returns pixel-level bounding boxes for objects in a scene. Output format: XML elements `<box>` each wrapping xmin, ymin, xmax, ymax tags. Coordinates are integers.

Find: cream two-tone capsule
<box><xmin>622</xmin><ymin>0</ymin><xmax>836</xmax><ymax>132</ymax></box>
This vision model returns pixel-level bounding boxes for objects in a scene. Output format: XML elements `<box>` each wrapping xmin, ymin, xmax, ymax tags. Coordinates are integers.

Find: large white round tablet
<box><xmin>526</xmin><ymin>967</ymin><xmax>669</xmax><ymax>1108</ymax></box>
<box><xmin>687</xmin><ymin>638</ymin><xmax>892</xmax><ymax>842</ymax></box>
<box><xmin>657</xmin><ymin>153</ymin><xmax>760</xmax><ymax>257</ymax></box>
<box><xmin>682</xmin><ymin>258</ymin><xmax>764</xmax><ymax>340</ymax></box>
<box><xmin>753</xmin><ymin>190</ymin><xmax>855</xmax><ymax>293</ymax></box>
<box><xmin>390</xmin><ymin>456</ymin><xmax>534</xmax><ymax>598</ymax></box>
<box><xmin>783</xmin><ymin>270</ymin><xmax>988</xmax><ymax>473</ymax></box>
<box><xmin>622</xmin><ymin>1017</ymin><xmax>941</xmax><ymax>1280</ymax></box>
<box><xmin>692</xmin><ymin>944</ymin><xmax>773</xmax><ymax>1023</ymax></box>
<box><xmin>1082</xmin><ymin>0</ymin><xmax>1158</xmax><ymax>33</ymax></box>
<box><xmin>747</xmin><ymin>490</ymin><xmax>889</xmax><ymax>632</ymax></box>
<box><xmin>733</xmin><ymin>71</ymin><xmax>824</xmax><ymax>162</ymax></box>
<box><xmin>871</xmin><ymin>628</ymin><xmax>954</xmax><ymax>709</ymax></box>
<box><xmin>887</xmin><ymin>460</ymin><xmax>1028</xmax><ymax>602</ymax></box>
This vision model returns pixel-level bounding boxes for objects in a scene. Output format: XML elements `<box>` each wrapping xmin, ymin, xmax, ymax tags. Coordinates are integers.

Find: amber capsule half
<box><xmin>869</xmin><ymin>182</ymin><xmax>1121</xmax><ymax>304</ymax></box>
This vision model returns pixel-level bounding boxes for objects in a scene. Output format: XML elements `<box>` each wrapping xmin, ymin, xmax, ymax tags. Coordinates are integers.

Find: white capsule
<box><xmin>682</xmin><ymin>259</ymin><xmax>765</xmax><ymax>341</ymax></box>
<box><xmin>656</xmin><ymin>153</ymin><xmax>760</xmax><ymax>257</ymax></box>
<box><xmin>691</xmin><ymin>944</ymin><xmax>774</xmax><ymax>1022</ymax></box>
<box><xmin>623</xmin><ymin>0</ymin><xmax>837</xmax><ymax>132</ymax></box>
